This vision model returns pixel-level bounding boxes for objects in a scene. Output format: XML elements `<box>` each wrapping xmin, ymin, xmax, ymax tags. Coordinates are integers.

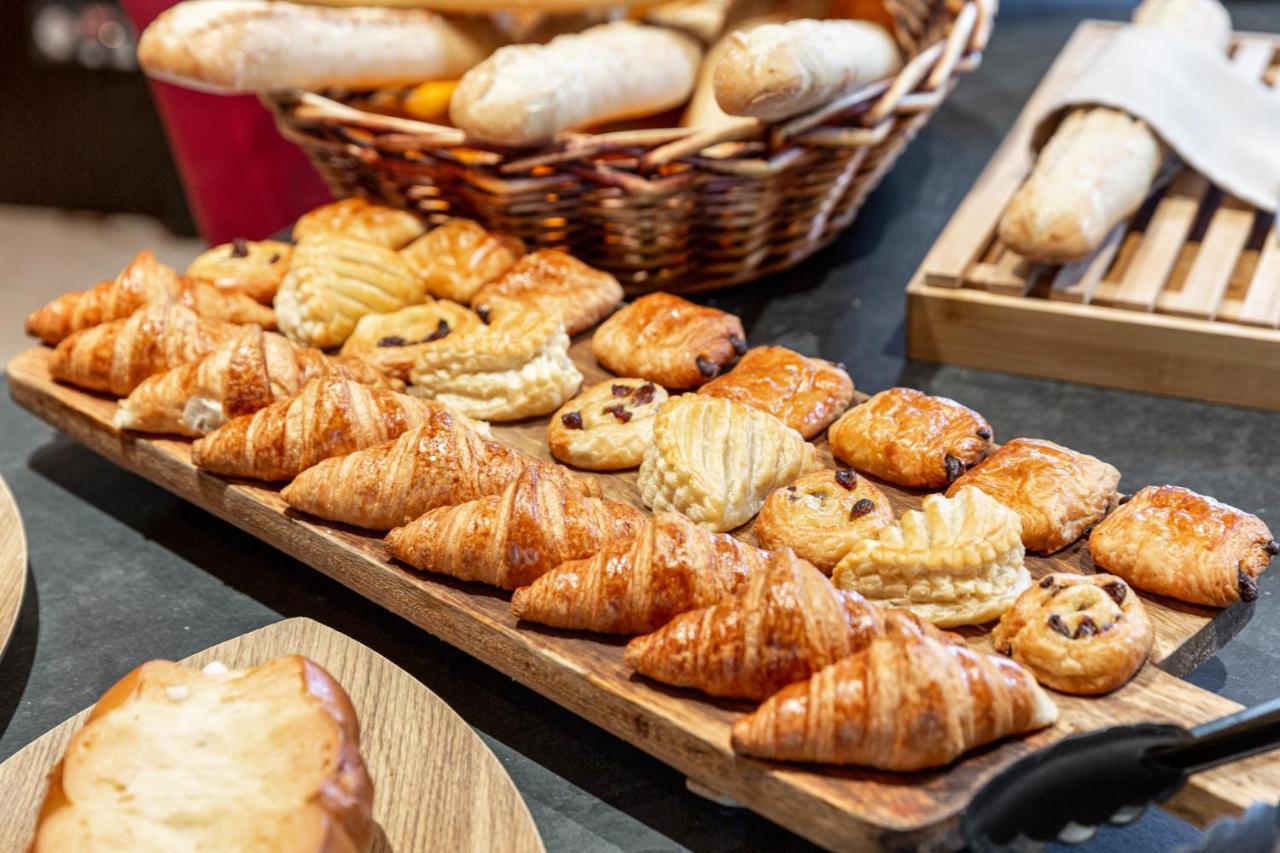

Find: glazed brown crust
<box><xmin>1088</xmin><ymin>485</ymin><xmax>1276</xmax><ymax>607</ymax></box>
<box><xmin>697</xmin><ymin>346</ymin><xmax>854</xmax><ymax>439</ymax></box>
<box><xmin>294</xmin><ymin>198</ymin><xmax>425</xmax><ymax>249</ymax></box>
<box><xmin>187</xmin><ymin>240</ymin><xmax>294</xmax><ymax>304</ymax></box>
<box><xmin>753</xmin><ymin>469</ymin><xmax>893</xmax><ymax>573</ymax></box>
<box><xmin>401</xmin><ymin>218</ymin><xmax>525</xmax><ymax>303</ymax></box>
<box><xmin>947</xmin><ymin>437</ymin><xmax>1121</xmax><ymax>555</ymax></box>
<box><xmin>471</xmin><ymin>249</ymin><xmax>624</xmax><ymax>336</ymax></box>
<box><xmin>591</xmin><ymin>292</ymin><xmax>746</xmax><ymax>389</ymax></box>
<box><xmin>828</xmin><ymin>387</ymin><xmax>992</xmax><ymax>489</ymax></box>
<box><xmin>992</xmin><ymin>573</ymin><xmax>1153</xmax><ymax>694</ymax></box>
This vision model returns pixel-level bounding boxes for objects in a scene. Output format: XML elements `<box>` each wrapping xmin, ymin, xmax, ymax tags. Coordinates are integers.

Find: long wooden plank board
<box><xmin>0</xmin><ymin>475</ymin><xmax>27</xmax><ymax>659</ymax></box>
<box><xmin>9</xmin><ymin>342</ymin><xmax>1280</xmax><ymax>850</ymax></box>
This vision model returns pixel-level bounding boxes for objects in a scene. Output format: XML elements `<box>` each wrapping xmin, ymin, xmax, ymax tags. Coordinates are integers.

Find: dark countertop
<box><xmin>3</xmin><ymin>2</ymin><xmax>1279</xmax><ymax>851</ymax></box>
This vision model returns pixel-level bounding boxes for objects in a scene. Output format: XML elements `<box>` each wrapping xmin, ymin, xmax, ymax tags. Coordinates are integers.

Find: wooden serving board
<box><xmin>0</xmin><ymin>475</ymin><xmax>28</xmax><ymax>659</ymax></box>
<box><xmin>907</xmin><ymin>21</ymin><xmax>1280</xmax><ymax>411</ymax></box>
<box><xmin>9</xmin><ymin>341</ymin><xmax>1280</xmax><ymax>851</ymax></box>
<box><xmin>0</xmin><ymin>616</ymin><xmax>544</xmax><ymax>853</ymax></box>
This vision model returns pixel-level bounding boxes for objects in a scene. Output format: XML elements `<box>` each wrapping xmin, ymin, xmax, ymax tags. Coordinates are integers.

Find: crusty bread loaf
<box><xmin>450</xmin><ymin>21</ymin><xmax>702</xmax><ymax>146</ymax></box>
<box><xmin>138</xmin><ymin>0</ymin><xmax>495</xmax><ymax>93</ymax></box>
<box><xmin>30</xmin><ymin>656</ymin><xmax>374</xmax><ymax>853</ymax></box>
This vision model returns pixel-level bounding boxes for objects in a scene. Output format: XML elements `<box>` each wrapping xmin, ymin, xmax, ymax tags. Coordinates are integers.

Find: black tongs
<box><xmin>962</xmin><ymin>696</ymin><xmax>1280</xmax><ymax>850</ymax></box>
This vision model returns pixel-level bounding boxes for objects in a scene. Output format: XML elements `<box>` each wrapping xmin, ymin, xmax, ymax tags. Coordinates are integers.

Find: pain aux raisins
<box><xmin>603</xmin><ymin>404</ymin><xmax>632</xmax><ymax>423</ymax></box>
<box><xmin>848</xmin><ymin>498</ymin><xmax>875</xmax><ymax>520</ymax></box>
<box><xmin>834</xmin><ymin>469</ymin><xmax>857</xmax><ymax>490</ymax></box>
<box><xmin>611</xmin><ymin>384</ymin><xmax>633</xmax><ymax>397</ymax></box>
<box><xmin>633</xmin><ymin>383</ymin><xmax>656</xmax><ymax>405</ymax></box>
<box><xmin>561</xmin><ymin>411</ymin><xmax>584</xmax><ymax>430</ymax></box>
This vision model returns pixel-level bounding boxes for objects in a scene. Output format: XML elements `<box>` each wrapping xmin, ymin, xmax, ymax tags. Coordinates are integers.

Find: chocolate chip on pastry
<box><xmin>591</xmin><ymin>292</ymin><xmax>746</xmax><ymax>389</ymax></box>
<box><xmin>754</xmin><ymin>470</ymin><xmax>893</xmax><ymax>573</ymax></box>
<box><xmin>547</xmin><ymin>378</ymin><xmax>669</xmax><ymax>471</ymax></box>
<box><xmin>698</xmin><ymin>346</ymin><xmax>855</xmax><ymax>439</ymax></box>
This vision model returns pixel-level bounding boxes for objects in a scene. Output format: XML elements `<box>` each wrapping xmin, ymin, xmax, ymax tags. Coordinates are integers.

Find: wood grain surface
<box><xmin>0</xmin><ymin>474</ymin><xmax>28</xmax><ymax>660</ymax></box>
<box><xmin>9</xmin><ymin>341</ymin><xmax>1280</xmax><ymax>851</ymax></box>
<box><xmin>0</xmin><ymin>617</ymin><xmax>544</xmax><ymax>853</ymax></box>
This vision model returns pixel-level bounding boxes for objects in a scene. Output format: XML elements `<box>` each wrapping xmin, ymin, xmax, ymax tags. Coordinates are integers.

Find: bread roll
<box><xmin>712</xmin><ymin>18</ymin><xmax>902</xmax><ymax>122</ymax></box>
<box><xmin>138</xmin><ymin>0</ymin><xmax>495</xmax><ymax>94</ymax></box>
<box><xmin>450</xmin><ymin>21</ymin><xmax>702</xmax><ymax>146</ymax></box>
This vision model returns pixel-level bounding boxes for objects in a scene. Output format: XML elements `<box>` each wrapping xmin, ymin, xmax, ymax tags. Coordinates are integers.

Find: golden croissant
<box><xmin>510</xmin><ymin>512</ymin><xmax>770</xmax><ymax>635</ymax></box>
<box><xmin>50</xmin><ymin>301</ymin><xmax>238</xmax><ymax>396</ymax></box>
<box><xmin>114</xmin><ymin>325</ymin><xmax>388</xmax><ymax>436</ymax></box>
<box><xmin>191</xmin><ymin>372</ymin><xmax>436</xmax><ymax>481</ymax></box>
<box><xmin>282</xmin><ymin>411</ymin><xmax>599</xmax><ymax>530</ymax></box>
<box><xmin>26</xmin><ymin>250</ymin><xmax>273</xmax><ymax>344</ymax></box>
<box><xmin>731</xmin><ymin>617</ymin><xmax>1058</xmax><ymax>770</ymax></box>
<box><xmin>386</xmin><ymin>467</ymin><xmax>645</xmax><ymax>590</ymax></box>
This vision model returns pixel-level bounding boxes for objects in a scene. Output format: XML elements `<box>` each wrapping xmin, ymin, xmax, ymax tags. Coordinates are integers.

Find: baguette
<box><xmin>712</xmin><ymin>18</ymin><xmax>902</xmax><ymax>122</ymax></box>
<box><xmin>138</xmin><ymin>0</ymin><xmax>495</xmax><ymax>94</ymax></box>
<box><xmin>450</xmin><ymin>21</ymin><xmax>702</xmax><ymax>146</ymax></box>
<box><xmin>996</xmin><ymin>0</ymin><xmax>1232</xmax><ymax>262</ymax></box>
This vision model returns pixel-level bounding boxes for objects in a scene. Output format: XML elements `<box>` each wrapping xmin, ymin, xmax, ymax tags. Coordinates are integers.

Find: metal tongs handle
<box><xmin>1148</xmin><ymin>696</ymin><xmax>1280</xmax><ymax>775</ymax></box>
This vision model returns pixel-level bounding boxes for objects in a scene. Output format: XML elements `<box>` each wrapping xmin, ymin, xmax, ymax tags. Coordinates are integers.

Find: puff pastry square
<box><xmin>698</xmin><ymin>346</ymin><xmax>854</xmax><ymax>439</ymax></box>
<box><xmin>471</xmin><ymin>249</ymin><xmax>623</xmax><ymax>336</ymax></box>
<box><xmin>829</xmin><ymin>387</ymin><xmax>992</xmax><ymax>489</ymax></box>
<box><xmin>293</xmin><ymin>198</ymin><xmax>425</xmax><ymax>248</ymax></box>
<box><xmin>592</xmin><ymin>292</ymin><xmax>746</xmax><ymax>389</ymax></box>
<box><xmin>637</xmin><ymin>394</ymin><xmax>820</xmax><ymax>532</ymax></box>
<box><xmin>186</xmin><ymin>239</ymin><xmax>293</xmax><ymax>304</ymax></box>
<box><xmin>947</xmin><ymin>437</ymin><xmax>1120</xmax><ymax>555</ymax></box>
<box><xmin>1089</xmin><ymin>485</ymin><xmax>1276</xmax><ymax>607</ymax></box>
<box><xmin>753</xmin><ymin>469</ymin><xmax>893</xmax><ymax>573</ymax></box>
<box><xmin>548</xmin><ymin>378</ymin><xmax>668</xmax><ymax>471</ymax></box>
<box><xmin>401</xmin><ymin>218</ymin><xmax>524</xmax><ymax>303</ymax></box>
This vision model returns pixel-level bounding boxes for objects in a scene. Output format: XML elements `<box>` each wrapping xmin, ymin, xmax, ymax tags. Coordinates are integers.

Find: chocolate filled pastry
<box><xmin>753</xmin><ymin>469</ymin><xmax>893</xmax><ymax>573</ymax></box>
<box><xmin>698</xmin><ymin>346</ymin><xmax>854</xmax><ymax>439</ymax></box>
<box><xmin>828</xmin><ymin>387</ymin><xmax>992</xmax><ymax>489</ymax></box>
<box><xmin>947</xmin><ymin>437</ymin><xmax>1121</xmax><ymax>555</ymax></box>
<box><xmin>993</xmin><ymin>573</ymin><xmax>1153</xmax><ymax>695</ymax></box>
<box><xmin>1089</xmin><ymin>485</ymin><xmax>1276</xmax><ymax>607</ymax></box>
<box><xmin>547</xmin><ymin>378</ymin><xmax>669</xmax><ymax>471</ymax></box>
<box><xmin>592</xmin><ymin>292</ymin><xmax>746</xmax><ymax>389</ymax></box>
<box><xmin>471</xmin><ymin>249</ymin><xmax>624</xmax><ymax>336</ymax></box>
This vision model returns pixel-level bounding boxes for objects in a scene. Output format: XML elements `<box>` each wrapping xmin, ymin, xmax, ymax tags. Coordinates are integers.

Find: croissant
<box><xmin>50</xmin><ymin>301</ymin><xmax>238</xmax><ymax>396</ymax></box>
<box><xmin>282</xmin><ymin>411</ymin><xmax>599</xmax><ymax>530</ymax></box>
<box><xmin>731</xmin><ymin>618</ymin><xmax>1059</xmax><ymax>771</ymax></box>
<box><xmin>623</xmin><ymin>549</ymin><xmax>897</xmax><ymax>699</ymax></box>
<box><xmin>510</xmin><ymin>511</ymin><xmax>770</xmax><ymax>634</ymax></box>
<box><xmin>191</xmin><ymin>372</ymin><xmax>436</xmax><ymax>481</ymax></box>
<box><xmin>26</xmin><ymin>250</ymin><xmax>273</xmax><ymax>344</ymax></box>
<box><xmin>114</xmin><ymin>325</ymin><xmax>388</xmax><ymax>437</ymax></box>
<box><xmin>386</xmin><ymin>467</ymin><xmax>645</xmax><ymax>590</ymax></box>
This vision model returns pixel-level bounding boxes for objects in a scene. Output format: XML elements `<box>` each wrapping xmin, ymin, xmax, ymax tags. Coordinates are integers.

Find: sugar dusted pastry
<box><xmin>401</xmin><ymin>218</ymin><xmax>524</xmax><ymax>303</ymax></box>
<box><xmin>833</xmin><ymin>486</ymin><xmax>1031</xmax><ymax>628</ymax></box>
<box><xmin>828</xmin><ymin>387</ymin><xmax>992</xmax><ymax>489</ymax></box>
<box><xmin>698</xmin><ymin>346</ymin><xmax>854</xmax><ymax>439</ymax></box>
<box><xmin>637</xmin><ymin>394</ymin><xmax>820</xmax><ymax>532</ymax></box>
<box><xmin>293</xmin><ymin>198</ymin><xmax>425</xmax><ymax>249</ymax></box>
<box><xmin>1089</xmin><ymin>485</ymin><xmax>1277</xmax><ymax>607</ymax></box>
<box><xmin>407</xmin><ymin>297</ymin><xmax>582</xmax><ymax>421</ymax></box>
<box><xmin>993</xmin><ymin>573</ymin><xmax>1153</xmax><ymax>695</ymax></box>
<box><xmin>471</xmin><ymin>249</ymin><xmax>624</xmax><ymax>336</ymax></box>
<box><xmin>592</xmin><ymin>292</ymin><xmax>746</xmax><ymax>389</ymax></box>
<box><xmin>386</xmin><ymin>467</ymin><xmax>645</xmax><ymax>590</ymax></box>
<box><xmin>731</xmin><ymin>616</ymin><xmax>1058</xmax><ymax>771</ymax></box>
<box><xmin>625</xmin><ymin>549</ymin><xmax>896</xmax><ymax>700</ymax></box>
<box><xmin>547</xmin><ymin>378</ymin><xmax>668</xmax><ymax>471</ymax></box>
<box><xmin>753</xmin><ymin>469</ymin><xmax>893</xmax><ymax>573</ymax></box>
<box><xmin>947</xmin><ymin>437</ymin><xmax>1121</xmax><ymax>555</ymax></box>
<box><xmin>186</xmin><ymin>239</ymin><xmax>293</xmax><ymax>303</ymax></box>
<box><xmin>511</xmin><ymin>512</ymin><xmax>770</xmax><ymax>635</ymax></box>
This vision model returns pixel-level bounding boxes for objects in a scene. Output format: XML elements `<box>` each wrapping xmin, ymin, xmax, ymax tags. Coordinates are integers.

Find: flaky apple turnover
<box><xmin>547</xmin><ymin>378</ymin><xmax>668</xmax><ymax>471</ymax></box>
<box><xmin>753</xmin><ymin>469</ymin><xmax>893</xmax><ymax>573</ymax></box>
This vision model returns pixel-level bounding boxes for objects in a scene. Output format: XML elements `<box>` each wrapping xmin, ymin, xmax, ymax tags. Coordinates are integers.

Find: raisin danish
<box><xmin>753</xmin><ymin>469</ymin><xmax>893</xmax><ymax>573</ymax></box>
<box><xmin>547</xmin><ymin>378</ymin><xmax>668</xmax><ymax>471</ymax></box>
<box><xmin>698</xmin><ymin>346</ymin><xmax>854</xmax><ymax>439</ymax></box>
<box><xmin>186</xmin><ymin>239</ymin><xmax>293</xmax><ymax>304</ymax></box>
<box><xmin>592</xmin><ymin>292</ymin><xmax>746</xmax><ymax>389</ymax></box>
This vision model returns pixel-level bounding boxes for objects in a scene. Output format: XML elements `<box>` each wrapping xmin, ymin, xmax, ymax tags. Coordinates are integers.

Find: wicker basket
<box><xmin>265</xmin><ymin>0</ymin><xmax>995</xmax><ymax>294</ymax></box>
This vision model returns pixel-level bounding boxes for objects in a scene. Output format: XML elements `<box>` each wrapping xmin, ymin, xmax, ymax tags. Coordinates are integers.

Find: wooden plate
<box><xmin>0</xmin><ymin>617</ymin><xmax>544</xmax><ymax>853</ymax></box>
<box><xmin>0</xmin><ymin>475</ymin><xmax>27</xmax><ymax>659</ymax></box>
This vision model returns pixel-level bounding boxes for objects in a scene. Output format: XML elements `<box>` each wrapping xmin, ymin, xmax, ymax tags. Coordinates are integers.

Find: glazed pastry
<box><xmin>828</xmin><ymin>387</ymin><xmax>993</xmax><ymax>489</ymax></box>
<box><xmin>833</xmin><ymin>486</ymin><xmax>1031</xmax><ymax>628</ymax></box>
<box><xmin>510</xmin><ymin>511</ymin><xmax>770</xmax><ymax>634</ymax></box>
<box><xmin>282</xmin><ymin>411</ymin><xmax>598</xmax><ymax>530</ymax></box>
<box><xmin>407</xmin><ymin>297</ymin><xmax>582</xmax><ymax>421</ymax></box>
<box><xmin>386</xmin><ymin>467</ymin><xmax>645</xmax><ymax>590</ymax></box>
<box><xmin>114</xmin><ymin>325</ymin><xmax>387</xmax><ymax>437</ymax></box>
<box><xmin>947</xmin><ymin>437</ymin><xmax>1121</xmax><ymax>555</ymax></box>
<box><xmin>698</xmin><ymin>346</ymin><xmax>854</xmax><ymax>439</ymax></box>
<box><xmin>274</xmin><ymin>234</ymin><xmax>426</xmax><ymax>349</ymax></box>
<box><xmin>637</xmin><ymin>394</ymin><xmax>820</xmax><ymax>532</ymax></box>
<box><xmin>401</xmin><ymin>218</ymin><xmax>524</xmax><ymax>303</ymax></box>
<box><xmin>993</xmin><ymin>573</ymin><xmax>1153</xmax><ymax>694</ymax></box>
<box><xmin>191</xmin><ymin>372</ymin><xmax>435</xmax><ymax>481</ymax></box>
<box><xmin>186</xmin><ymin>239</ymin><xmax>294</xmax><ymax>304</ymax></box>
<box><xmin>293</xmin><ymin>198</ymin><xmax>425</xmax><ymax>249</ymax></box>
<box><xmin>1089</xmin><ymin>485</ymin><xmax>1277</xmax><ymax>607</ymax></box>
<box><xmin>547</xmin><ymin>378</ymin><xmax>668</xmax><ymax>471</ymax></box>
<box><xmin>339</xmin><ymin>302</ymin><xmax>484</xmax><ymax>384</ymax></box>
<box><xmin>592</xmin><ymin>292</ymin><xmax>746</xmax><ymax>389</ymax></box>
<box><xmin>753</xmin><ymin>468</ymin><xmax>893</xmax><ymax>573</ymax></box>
<box><xmin>49</xmin><ymin>301</ymin><xmax>237</xmax><ymax>396</ymax></box>
<box><xmin>26</xmin><ymin>250</ymin><xmax>273</xmax><ymax>345</ymax></box>
<box><xmin>624</xmin><ymin>548</ymin><xmax>896</xmax><ymax>700</ymax></box>
<box><xmin>731</xmin><ymin>617</ymin><xmax>1058</xmax><ymax>770</ymax></box>
<box><xmin>470</xmin><ymin>249</ymin><xmax>623</xmax><ymax>336</ymax></box>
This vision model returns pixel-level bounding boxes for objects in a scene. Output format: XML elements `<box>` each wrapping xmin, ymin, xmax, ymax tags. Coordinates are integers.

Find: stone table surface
<box><xmin>3</xmin><ymin>1</ymin><xmax>1280</xmax><ymax>851</ymax></box>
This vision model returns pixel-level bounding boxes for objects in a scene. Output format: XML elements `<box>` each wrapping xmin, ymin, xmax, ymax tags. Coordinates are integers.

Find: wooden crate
<box><xmin>907</xmin><ymin>21</ymin><xmax>1280</xmax><ymax>410</ymax></box>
